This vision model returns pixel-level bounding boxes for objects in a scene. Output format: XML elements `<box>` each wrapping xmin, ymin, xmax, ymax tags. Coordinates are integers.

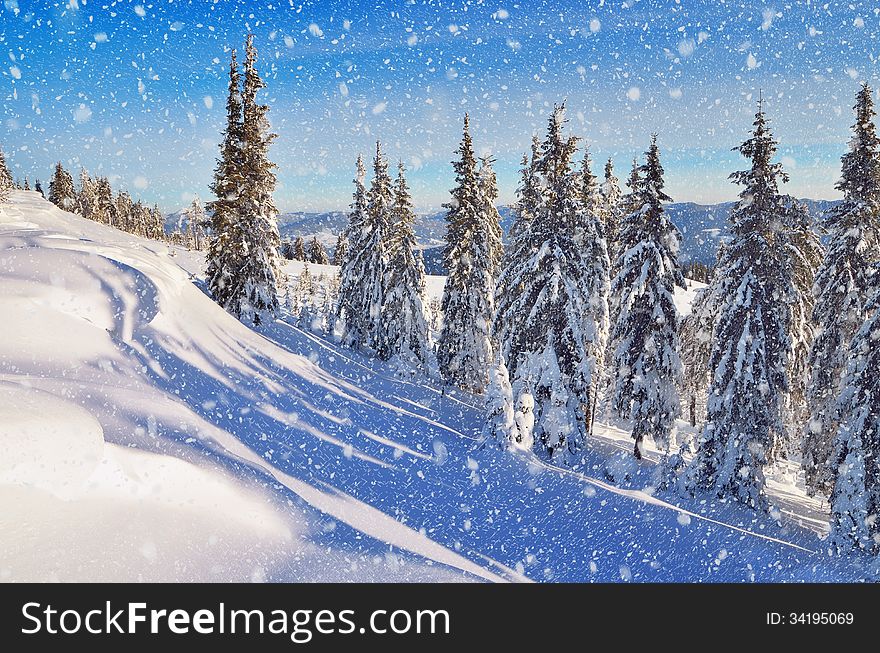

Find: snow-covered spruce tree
<box><xmin>779</xmin><ymin>199</ymin><xmax>823</xmax><ymax>453</ymax></box>
<box><xmin>436</xmin><ymin>114</ymin><xmax>503</xmax><ymax>394</ymax></box>
<box><xmin>578</xmin><ymin>147</ymin><xmax>602</xmax><ymax>243</ymax></box>
<box><xmin>75</xmin><ymin>169</ymin><xmax>96</xmax><ymax>220</ymax></box>
<box><xmin>148</xmin><ymin>204</ymin><xmax>165</xmax><ymax>240</ymax></box>
<box><xmin>685</xmin><ymin>103</ymin><xmax>794</xmax><ymax>507</ymax></box>
<box><xmin>335</xmin><ymin>155</ymin><xmax>370</xmax><ymax>345</ymax></box>
<box><xmin>48</xmin><ymin>162</ymin><xmax>76</xmax><ymax>211</ymax></box>
<box><xmin>308</xmin><ymin>237</ymin><xmax>329</xmax><ymax>265</ymax></box>
<box><xmin>182</xmin><ymin>196</ymin><xmax>207</xmax><ymax>250</ymax></box>
<box><xmin>493</xmin><ymin>105</ymin><xmax>608</xmax><ymax>458</ymax></box>
<box><xmin>829</xmin><ymin>271</ymin><xmax>880</xmax><ymax>554</ymax></box>
<box><xmin>336</xmin><ymin>145</ymin><xmax>391</xmax><ymax>353</ymax></box>
<box><xmin>332</xmin><ymin>232</ymin><xmax>347</xmax><ymax>266</ymax></box>
<box><xmin>600</xmin><ymin>158</ymin><xmax>622</xmax><ymax>262</ymax></box>
<box><xmin>206</xmin><ymin>48</ymin><xmax>246</xmax><ymax>314</ymax></box>
<box><xmin>609</xmin><ymin>135</ymin><xmax>684</xmax><ymax>457</ymax></box>
<box><xmin>804</xmin><ymin>83</ymin><xmax>880</xmax><ymax>495</ymax></box>
<box><xmin>115</xmin><ymin>191</ymin><xmax>133</xmax><ymax>233</ymax></box>
<box><xmin>483</xmin><ymin>357</ymin><xmax>523</xmax><ymax>448</ymax></box>
<box><xmin>0</xmin><ymin>146</ymin><xmax>13</xmax><ymax>199</ymax></box>
<box><xmin>233</xmin><ymin>34</ymin><xmax>283</xmax><ymax>325</ymax></box>
<box><xmin>381</xmin><ymin>161</ymin><xmax>430</xmax><ymax>369</ymax></box>
<box><xmin>493</xmin><ymin>138</ymin><xmax>542</xmax><ymax>338</ymax></box>
<box><xmin>293</xmin><ymin>236</ymin><xmax>306</xmax><ymax>261</ymax></box>
<box><xmin>93</xmin><ymin>177</ymin><xmax>116</xmax><ymax>226</ymax></box>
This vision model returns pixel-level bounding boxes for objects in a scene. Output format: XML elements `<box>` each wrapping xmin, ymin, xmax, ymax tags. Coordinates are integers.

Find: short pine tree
<box><xmin>308</xmin><ymin>237</ymin><xmax>329</xmax><ymax>265</ymax></box>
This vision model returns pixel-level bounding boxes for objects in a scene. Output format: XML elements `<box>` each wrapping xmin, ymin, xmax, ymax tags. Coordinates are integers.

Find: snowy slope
<box><xmin>1</xmin><ymin>192</ymin><xmax>866</xmax><ymax>582</ymax></box>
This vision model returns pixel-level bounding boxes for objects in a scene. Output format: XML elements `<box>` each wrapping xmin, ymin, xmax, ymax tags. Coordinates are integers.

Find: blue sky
<box><xmin>1</xmin><ymin>0</ymin><xmax>878</xmax><ymax>212</ymax></box>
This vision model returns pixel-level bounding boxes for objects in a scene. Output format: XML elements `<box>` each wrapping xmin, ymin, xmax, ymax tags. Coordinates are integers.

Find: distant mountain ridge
<box><xmin>167</xmin><ymin>199</ymin><xmax>840</xmax><ymax>273</ymax></box>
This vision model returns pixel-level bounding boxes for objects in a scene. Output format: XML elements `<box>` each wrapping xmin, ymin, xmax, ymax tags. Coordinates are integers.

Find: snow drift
<box><xmin>0</xmin><ymin>191</ymin><xmax>867</xmax><ymax>581</ymax></box>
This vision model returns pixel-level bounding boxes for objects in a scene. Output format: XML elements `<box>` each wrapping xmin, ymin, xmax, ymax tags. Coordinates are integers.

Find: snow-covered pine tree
<box><xmin>609</xmin><ymin>135</ymin><xmax>684</xmax><ymax>457</ymax></box>
<box><xmin>333</xmin><ymin>232</ymin><xmax>347</xmax><ymax>266</ymax></box>
<box><xmin>184</xmin><ymin>196</ymin><xmax>207</xmax><ymax>250</ymax></box>
<box><xmin>206</xmin><ymin>48</ymin><xmax>246</xmax><ymax>313</ymax></box>
<box><xmin>233</xmin><ymin>34</ymin><xmax>283</xmax><ymax>325</ymax></box>
<box><xmin>678</xmin><ymin>283</ymin><xmax>715</xmax><ymax>429</ymax></box>
<box><xmin>308</xmin><ymin>237</ymin><xmax>329</xmax><ymax>265</ymax></box>
<box><xmin>600</xmin><ymin>158</ymin><xmax>622</xmax><ymax>262</ymax></box>
<box><xmin>779</xmin><ymin>199</ymin><xmax>823</xmax><ymax>453</ymax></box>
<box><xmin>115</xmin><ymin>191</ymin><xmax>133</xmax><ymax>232</ymax></box>
<box><xmin>685</xmin><ymin>102</ymin><xmax>794</xmax><ymax>507</ymax></box>
<box><xmin>436</xmin><ymin>114</ymin><xmax>503</xmax><ymax>394</ymax></box>
<box><xmin>23</xmin><ymin>177</ymin><xmax>30</xmax><ymax>191</ymax></box>
<box><xmin>804</xmin><ymin>84</ymin><xmax>880</xmax><ymax>494</ymax></box>
<box><xmin>381</xmin><ymin>161</ymin><xmax>430</xmax><ymax>368</ymax></box>
<box><xmin>93</xmin><ymin>177</ymin><xmax>116</xmax><ymax>226</ymax></box>
<box><xmin>130</xmin><ymin>201</ymin><xmax>147</xmax><ymax>237</ymax></box>
<box><xmin>336</xmin><ymin>145</ymin><xmax>391</xmax><ymax>353</ymax></box>
<box><xmin>492</xmin><ymin>105</ymin><xmax>608</xmax><ymax>458</ymax></box>
<box><xmin>0</xmin><ymin>146</ymin><xmax>13</xmax><ymax>199</ymax></box>
<box><xmin>48</xmin><ymin>162</ymin><xmax>76</xmax><ymax>212</ymax></box>
<box><xmin>148</xmin><ymin>204</ymin><xmax>165</xmax><ymax>240</ymax></box>
<box><xmin>828</xmin><ymin>266</ymin><xmax>880</xmax><ymax>554</ymax></box>
<box><xmin>293</xmin><ymin>236</ymin><xmax>306</xmax><ymax>261</ymax></box>
<box><xmin>335</xmin><ymin>154</ymin><xmax>371</xmax><ymax>346</ymax></box>
<box><xmin>578</xmin><ymin>147</ymin><xmax>602</xmax><ymax>244</ymax></box>
<box><xmin>75</xmin><ymin>169</ymin><xmax>96</xmax><ymax>220</ymax></box>
<box><xmin>482</xmin><ymin>357</ymin><xmax>523</xmax><ymax>448</ymax></box>
<box><xmin>493</xmin><ymin>138</ymin><xmax>542</xmax><ymax>352</ymax></box>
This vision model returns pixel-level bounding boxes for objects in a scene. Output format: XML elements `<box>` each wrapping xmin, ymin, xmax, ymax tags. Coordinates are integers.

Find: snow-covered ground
<box><xmin>0</xmin><ymin>192</ymin><xmax>869</xmax><ymax>582</ymax></box>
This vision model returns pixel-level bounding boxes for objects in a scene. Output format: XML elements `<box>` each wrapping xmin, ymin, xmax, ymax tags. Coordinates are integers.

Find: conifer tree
<box><xmin>75</xmin><ymin>169</ymin><xmax>96</xmax><ymax>219</ymax></box>
<box><xmin>130</xmin><ymin>201</ymin><xmax>148</xmax><ymax>237</ymax></box>
<box><xmin>804</xmin><ymin>84</ymin><xmax>880</xmax><ymax>494</ymax></box>
<box><xmin>436</xmin><ymin>114</ymin><xmax>503</xmax><ymax>394</ymax></box>
<box><xmin>115</xmin><ymin>191</ymin><xmax>134</xmax><ymax>232</ymax></box>
<box><xmin>293</xmin><ymin>236</ymin><xmax>306</xmax><ymax>261</ymax></box>
<box><xmin>609</xmin><ymin>135</ymin><xmax>684</xmax><ymax>457</ymax></box>
<box><xmin>381</xmin><ymin>161</ymin><xmax>430</xmax><ymax>368</ymax></box>
<box><xmin>93</xmin><ymin>177</ymin><xmax>115</xmax><ymax>225</ymax></box>
<box><xmin>333</xmin><ymin>232</ymin><xmax>347</xmax><ymax>266</ymax></box>
<box><xmin>23</xmin><ymin>177</ymin><xmax>30</xmax><ymax>191</ymax></box>
<box><xmin>48</xmin><ymin>162</ymin><xmax>76</xmax><ymax>211</ymax></box>
<box><xmin>600</xmin><ymin>158</ymin><xmax>622</xmax><ymax>261</ymax></box>
<box><xmin>0</xmin><ymin>146</ymin><xmax>13</xmax><ymax>198</ymax></box>
<box><xmin>829</xmin><ymin>268</ymin><xmax>880</xmax><ymax>553</ymax></box>
<box><xmin>206</xmin><ymin>48</ymin><xmax>246</xmax><ymax>314</ymax></box>
<box><xmin>183</xmin><ymin>196</ymin><xmax>207</xmax><ymax>250</ymax></box>
<box><xmin>308</xmin><ymin>237</ymin><xmax>329</xmax><ymax>265</ymax></box>
<box><xmin>336</xmin><ymin>145</ymin><xmax>390</xmax><ymax>352</ymax></box>
<box><xmin>685</xmin><ymin>102</ymin><xmax>795</xmax><ymax>506</ymax></box>
<box><xmin>335</xmin><ymin>155</ymin><xmax>371</xmax><ymax>346</ymax></box>
<box><xmin>233</xmin><ymin>34</ymin><xmax>282</xmax><ymax>325</ymax></box>
<box><xmin>679</xmin><ymin>284</ymin><xmax>716</xmax><ymax>429</ymax></box>
<box><xmin>492</xmin><ymin>105</ymin><xmax>608</xmax><ymax>457</ymax></box>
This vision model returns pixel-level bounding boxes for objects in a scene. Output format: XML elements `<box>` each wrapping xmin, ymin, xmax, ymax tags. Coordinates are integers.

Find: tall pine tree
<box><xmin>234</xmin><ymin>34</ymin><xmax>282</xmax><ymax>325</ymax></box>
<box><xmin>381</xmin><ymin>162</ymin><xmax>430</xmax><ymax>369</ymax></box>
<box><xmin>492</xmin><ymin>105</ymin><xmax>609</xmax><ymax>457</ymax></box>
<box><xmin>609</xmin><ymin>135</ymin><xmax>684</xmax><ymax>457</ymax></box>
<box><xmin>0</xmin><ymin>146</ymin><xmax>13</xmax><ymax>200</ymax></box>
<box><xmin>685</xmin><ymin>102</ymin><xmax>794</xmax><ymax>507</ymax></box>
<box><xmin>804</xmin><ymin>84</ymin><xmax>880</xmax><ymax>494</ymax></box>
<box><xmin>436</xmin><ymin>114</ymin><xmax>503</xmax><ymax>394</ymax></box>
<box><xmin>206</xmin><ymin>49</ymin><xmax>246</xmax><ymax>315</ymax></box>
<box><xmin>600</xmin><ymin>158</ymin><xmax>622</xmax><ymax>262</ymax></box>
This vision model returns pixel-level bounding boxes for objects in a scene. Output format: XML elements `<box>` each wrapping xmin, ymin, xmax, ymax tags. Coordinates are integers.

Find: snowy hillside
<box><xmin>1</xmin><ymin>192</ymin><xmax>866</xmax><ymax>582</ymax></box>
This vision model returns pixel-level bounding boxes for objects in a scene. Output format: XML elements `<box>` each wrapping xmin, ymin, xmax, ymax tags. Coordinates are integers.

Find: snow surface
<box><xmin>1</xmin><ymin>192</ymin><xmax>869</xmax><ymax>582</ymax></box>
